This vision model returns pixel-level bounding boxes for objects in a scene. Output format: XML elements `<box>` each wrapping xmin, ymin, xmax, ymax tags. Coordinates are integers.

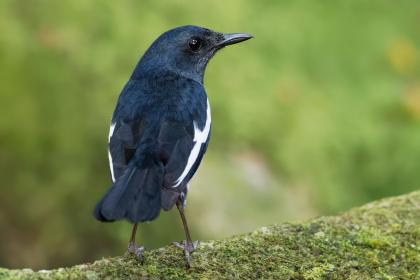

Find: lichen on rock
<box><xmin>1</xmin><ymin>191</ymin><xmax>419</xmax><ymax>279</ymax></box>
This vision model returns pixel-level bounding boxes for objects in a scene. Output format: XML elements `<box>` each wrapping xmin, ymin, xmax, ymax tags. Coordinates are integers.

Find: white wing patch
<box><xmin>108</xmin><ymin>122</ymin><xmax>116</xmax><ymax>182</ymax></box>
<box><xmin>172</xmin><ymin>99</ymin><xmax>211</xmax><ymax>188</ymax></box>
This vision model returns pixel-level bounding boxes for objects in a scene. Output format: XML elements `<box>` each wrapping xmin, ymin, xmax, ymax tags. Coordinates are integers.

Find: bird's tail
<box><xmin>94</xmin><ymin>159</ymin><xmax>164</xmax><ymax>223</ymax></box>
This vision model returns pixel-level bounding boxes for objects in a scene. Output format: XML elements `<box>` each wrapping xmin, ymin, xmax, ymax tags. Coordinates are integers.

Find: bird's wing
<box><xmin>159</xmin><ymin>99</ymin><xmax>211</xmax><ymax>190</ymax></box>
<box><xmin>107</xmin><ymin>80</ymin><xmax>150</xmax><ymax>182</ymax></box>
<box><xmin>108</xmin><ymin>118</ymin><xmax>146</xmax><ymax>182</ymax></box>
<box><xmin>158</xmin><ymin>121</ymin><xmax>195</xmax><ymax>188</ymax></box>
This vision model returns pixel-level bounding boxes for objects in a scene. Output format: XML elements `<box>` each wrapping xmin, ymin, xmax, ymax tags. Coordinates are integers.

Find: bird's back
<box><xmin>95</xmin><ymin>72</ymin><xmax>210</xmax><ymax>222</ymax></box>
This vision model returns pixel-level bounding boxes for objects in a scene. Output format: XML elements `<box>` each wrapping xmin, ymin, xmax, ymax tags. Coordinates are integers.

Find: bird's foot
<box><xmin>172</xmin><ymin>240</ymin><xmax>199</xmax><ymax>268</ymax></box>
<box><xmin>126</xmin><ymin>241</ymin><xmax>145</xmax><ymax>263</ymax></box>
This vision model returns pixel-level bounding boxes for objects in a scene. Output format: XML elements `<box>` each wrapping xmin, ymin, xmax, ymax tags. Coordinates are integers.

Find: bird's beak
<box><xmin>217</xmin><ymin>33</ymin><xmax>253</xmax><ymax>47</ymax></box>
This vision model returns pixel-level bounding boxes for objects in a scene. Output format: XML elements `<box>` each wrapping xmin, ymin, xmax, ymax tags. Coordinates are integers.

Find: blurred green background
<box><xmin>1</xmin><ymin>0</ymin><xmax>419</xmax><ymax>270</ymax></box>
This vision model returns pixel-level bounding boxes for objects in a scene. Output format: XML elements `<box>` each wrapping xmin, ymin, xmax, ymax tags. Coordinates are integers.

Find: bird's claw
<box><xmin>126</xmin><ymin>242</ymin><xmax>145</xmax><ymax>263</ymax></box>
<box><xmin>172</xmin><ymin>240</ymin><xmax>199</xmax><ymax>252</ymax></box>
<box><xmin>172</xmin><ymin>240</ymin><xmax>199</xmax><ymax>268</ymax></box>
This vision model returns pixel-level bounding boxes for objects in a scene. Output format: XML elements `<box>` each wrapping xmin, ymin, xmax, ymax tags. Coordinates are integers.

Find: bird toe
<box><xmin>126</xmin><ymin>242</ymin><xmax>145</xmax><ymax>263</ymax></box>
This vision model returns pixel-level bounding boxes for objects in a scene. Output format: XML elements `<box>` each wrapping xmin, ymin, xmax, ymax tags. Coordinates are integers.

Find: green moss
<box><xmin>2</xmin><ymin>191</ymin><xmax>420</xmax><ymax>279</ymax></box>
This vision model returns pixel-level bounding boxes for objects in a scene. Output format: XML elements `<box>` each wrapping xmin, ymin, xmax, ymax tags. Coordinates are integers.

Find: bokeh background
<box><xmin>1</xmin><ymin>0</ymin><xmax>419</xmax><ymax>270</ymax></box>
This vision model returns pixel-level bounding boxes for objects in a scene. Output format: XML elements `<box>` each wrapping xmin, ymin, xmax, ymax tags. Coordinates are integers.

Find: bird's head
<box><xmin>133</xmin><ymin>25</ymin><xmax>253</xmax><ymax>83</ymax></box>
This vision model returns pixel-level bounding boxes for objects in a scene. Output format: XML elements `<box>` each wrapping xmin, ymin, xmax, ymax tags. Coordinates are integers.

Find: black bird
<box><xmin>94</xmin><ymin>25</ymin><xmax>252</xmax><ymax>266</ymax></box>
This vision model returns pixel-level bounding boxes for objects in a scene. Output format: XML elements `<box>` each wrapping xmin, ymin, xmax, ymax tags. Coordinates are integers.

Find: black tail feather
<box><xmin>94</xmin><ymin>161</ymin><xmax>163</xmax><ymax>223</ymax></box>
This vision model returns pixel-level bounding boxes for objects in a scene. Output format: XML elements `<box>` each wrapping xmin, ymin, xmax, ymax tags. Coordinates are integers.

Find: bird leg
<box><xmin>173</xmin><ymin>200</ymin><xmax>199</xmax><ymax>268</ymax></box>
<box><xmin>126</xmin><ymin>223</ymin><xmax>144</xmax><ymax>262</ymax></box>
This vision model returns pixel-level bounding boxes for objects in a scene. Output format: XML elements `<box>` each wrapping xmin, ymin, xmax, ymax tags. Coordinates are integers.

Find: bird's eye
<box><xmin>188</xmin><ymin>37</ymin><xmax>202</xmax><ymax>52</ymax></box>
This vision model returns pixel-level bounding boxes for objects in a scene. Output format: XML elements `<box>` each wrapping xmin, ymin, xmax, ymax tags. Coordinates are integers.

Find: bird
<box><xmin>93</xmin><ymin>25</ymin><xmax>252</xmax><ymax>267</ymax></box>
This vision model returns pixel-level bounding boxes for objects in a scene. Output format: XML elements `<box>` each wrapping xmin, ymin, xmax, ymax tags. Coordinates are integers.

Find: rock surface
<box><xmin>1</xmin><ymin>191</ymin><xmax>419</xmax><ymax>279</ymax></box>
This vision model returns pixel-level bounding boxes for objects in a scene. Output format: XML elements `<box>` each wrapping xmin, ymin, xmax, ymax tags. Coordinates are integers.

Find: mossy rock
<box><xmin>1</xmin><ymin>191</ymin><xmax>419</xmax><ymax>279</ymax></box>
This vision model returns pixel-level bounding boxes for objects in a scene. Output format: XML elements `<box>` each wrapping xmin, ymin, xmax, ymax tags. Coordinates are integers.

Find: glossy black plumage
<box><xmin>94</xmin><ymin>25</ymin><xmax>252</xmax><ymax>224</ymax></box>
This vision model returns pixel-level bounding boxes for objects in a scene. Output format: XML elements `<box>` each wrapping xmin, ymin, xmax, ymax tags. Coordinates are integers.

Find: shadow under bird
<box><xmin>94</xmin><ymin>25</ymin><xmax>252</xmax><ymax>267</ymax></box>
